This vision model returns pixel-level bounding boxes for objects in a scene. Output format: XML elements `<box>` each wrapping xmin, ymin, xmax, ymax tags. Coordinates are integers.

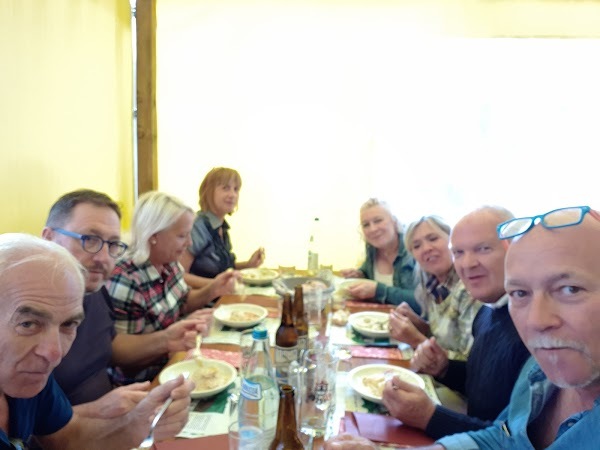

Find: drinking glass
<box><xmin>228</xmin><ymin>421</ymin><xmax>264</xmax><ymax>450</ymax></box>
<box><xmin>293</xmin><ymin>348</ymin><xmax>339</xmax><ymax>439</ymax></box>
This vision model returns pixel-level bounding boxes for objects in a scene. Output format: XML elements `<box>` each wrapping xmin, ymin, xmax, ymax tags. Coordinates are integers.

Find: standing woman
<box><xmin>108</xmin><ymin>191</ymin><xmax>236</xmax><ymax>383</ymax></box>
<box><xmin>180</xmin><ymin>167</ymin><xmax>264</xmax><ymax>288</ymax></box>
<box><xmin>389</xmin><ymin>215</ymin><xmax>482</xmax><ymax>360</ymax></box>
<box><xmin>340</xmin><ymin>198</ymin><xmax>418</xmax><ymax>311</ymax></box>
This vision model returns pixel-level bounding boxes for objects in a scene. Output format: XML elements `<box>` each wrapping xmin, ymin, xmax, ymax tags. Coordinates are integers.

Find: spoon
<box><xmin>192</xmin><ymin>334</ymin><xmax>203</xmax><ymax>365</ymax></box>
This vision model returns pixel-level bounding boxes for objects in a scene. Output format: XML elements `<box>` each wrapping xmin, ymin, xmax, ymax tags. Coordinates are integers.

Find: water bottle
<box><xmin>238</xmin><ymin>326</ymin><xmax>279</xmax><ymax>445</ymax></box>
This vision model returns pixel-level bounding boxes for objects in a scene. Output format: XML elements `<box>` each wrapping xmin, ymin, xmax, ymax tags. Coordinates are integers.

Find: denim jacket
<box><xmin>438</xmin><ymin>356</ymin><xmax>600</xmax><ymax>449</ymax></box>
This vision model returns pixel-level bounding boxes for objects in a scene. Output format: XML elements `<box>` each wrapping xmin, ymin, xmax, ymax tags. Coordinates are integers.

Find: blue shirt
<box><xmin>188</xmin><ymin>211</ymin><xmax>235</xmax><ymax>278</ymax></box>
<box><xmin>1</xmin><ymin>376</ymin><xmax>73</xmax><ymax>448</ymax></box>
<box><xmin>438</xmin><ymin>357</ymin><xmax>600</xmax><ymax>449</ymax></box>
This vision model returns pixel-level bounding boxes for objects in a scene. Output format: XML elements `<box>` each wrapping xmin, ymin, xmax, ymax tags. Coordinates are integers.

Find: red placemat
<box><xmin>184</xmin><ymin>349</ymin><xmax>242</xmax><ymax>368</ymax></box>
<box><xmin>350</xmin><ymin>345</ymin><xmax>411</xmax><ymax>360</ymax></box>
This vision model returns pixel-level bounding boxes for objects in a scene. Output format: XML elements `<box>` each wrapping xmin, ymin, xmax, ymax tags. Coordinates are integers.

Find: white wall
<box><xmin>155</xmin><ymin>1</ymin><xmax>600</xmax><ymax>270</ymax></box>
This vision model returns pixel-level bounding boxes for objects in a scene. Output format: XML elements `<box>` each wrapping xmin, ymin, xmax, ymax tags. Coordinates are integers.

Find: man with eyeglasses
<box><xmin>327</xmin><ymin>205</ymin><xmax>599</xmax><ymax>449</ymax></box>
<box><xmin>41</xmin><ymin>189</ymin><xmax>211</xmax><ymax>419</ymax></box>
<box><xmin>0</xmin><ymin>233</ymin><xmax>193</xmax><ymax>449</ymax></box>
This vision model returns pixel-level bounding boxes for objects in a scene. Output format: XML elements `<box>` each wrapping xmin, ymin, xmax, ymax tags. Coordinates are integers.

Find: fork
<box><xmin>137</xmin><ymin>396</ymin><xmax>174</xmax><ymax>449</ymax></box>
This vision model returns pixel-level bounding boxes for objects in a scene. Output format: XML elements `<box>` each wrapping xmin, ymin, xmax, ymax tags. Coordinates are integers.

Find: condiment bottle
<box><xmin>274</xmin><ymin>293</ymin><xmax>298</xmax><ymax>385</ymax></box>
<box><xmin>239</xmin><ymin>326</ymin><xmax>278</xmax><ymax>444</ymax></box>
<box><xmin>268</xmin><ymin>384</ymin><xmax>304</xmax><ymax>450</ymax></box>
<box><xmin>293</xmin><ymin>285</ymin><xmax>308</xmax><ymax>356</ymax></box>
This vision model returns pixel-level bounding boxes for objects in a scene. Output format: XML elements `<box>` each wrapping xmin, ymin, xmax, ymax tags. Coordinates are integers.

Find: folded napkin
<box><xmin>342</xmin><ymin>412</ymin><xmax>434</xmax><ymax>447</ymax></box>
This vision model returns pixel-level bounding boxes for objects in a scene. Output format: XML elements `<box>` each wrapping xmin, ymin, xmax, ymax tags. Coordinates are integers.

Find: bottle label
<box><xmin>297</xmin><ymin>335</ymin><xmax>308</xmax><ymax>354</ymax></box>
<box><xmin>240</xmin><ymin>378</ymin><xmax>262</xmax><ymax>401</ymax></box>
<box><xmin>274</xmin><ymin>345</ymin><xmax>298</xmax><ymax>382</ymax></box>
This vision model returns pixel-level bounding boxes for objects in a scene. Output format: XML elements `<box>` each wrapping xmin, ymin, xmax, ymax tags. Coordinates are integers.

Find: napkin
<box><xmin>350</xmin><ymin>346</ymin><xmax>412</xmax><ymax>360</ymax></box>
<box><xmin>342</xmin><ymin>412</ymin><xmax>434</xmax><ymax>447</ymax></box>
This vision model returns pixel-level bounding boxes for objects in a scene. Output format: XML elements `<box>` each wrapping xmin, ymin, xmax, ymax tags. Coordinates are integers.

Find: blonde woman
<box><xmin>341</xmin><ymin>198</ymin><xmax>418</xmax><ymax>311</ymax></box>
<box><xmin>108</xmin><ymin>191</ymin><xmax>236</xmax><ymax>383</ymax></box>
<box><xmin>389</xmin><ymin>215</ymin><xmax>482</xmax><ymax>360</ymax></box>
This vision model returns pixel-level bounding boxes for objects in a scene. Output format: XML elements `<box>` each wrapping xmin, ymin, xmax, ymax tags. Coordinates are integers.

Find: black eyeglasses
<box><xmin>52</xmin><ymin>228</ymin><xmax>128</xmax><ymax>258</ymax></box>
<box><xmin>496</xmin><ymin>206</ymin><xmax>592</xmax><ymax>240</ymax></box>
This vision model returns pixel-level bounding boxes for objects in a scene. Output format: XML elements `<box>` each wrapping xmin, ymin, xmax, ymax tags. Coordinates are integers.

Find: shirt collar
<box><xmin>203</xmin><ymin>210</ymin><xmax>228</xmax><ymax>231</ymax></box>
<box><xmin>485</xmin><ymin>293</ymin><xmax>509</xmax><ymax>309</ymax></box>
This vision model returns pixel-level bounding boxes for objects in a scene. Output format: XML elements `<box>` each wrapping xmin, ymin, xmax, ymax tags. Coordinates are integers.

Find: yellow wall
<box><xmin>0</xmin><ymin>0</ymin><xmax>133</xmax><ymax>234</ymax></box>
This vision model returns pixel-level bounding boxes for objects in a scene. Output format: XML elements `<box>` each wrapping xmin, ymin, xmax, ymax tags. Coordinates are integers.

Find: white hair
<box><xmin>0</xmin><ymin>233</ymin><xmax>85</xmax><ymax>295</ymax></box>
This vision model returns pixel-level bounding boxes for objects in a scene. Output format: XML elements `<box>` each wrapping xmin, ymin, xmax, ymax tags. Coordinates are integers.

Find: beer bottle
<box><xmin>274</xmin><ymin>293</ymin><xmax>298</xmax><ymax>385</ymax></box>
<box><xmin>268</xmin><ymin>384</ymin><xmax>304</xmax><ymax>450</ymax></box>
<box><xmin>293</xmin><ymin>285</ymin><xmax>308</xmax><ymax>355</ymax></box>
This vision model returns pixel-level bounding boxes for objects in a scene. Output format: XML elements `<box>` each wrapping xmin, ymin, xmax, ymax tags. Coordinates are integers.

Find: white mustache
<box><xmin>527</xmin><ymin>336</ymin><xmax>588</xmax><ymax>355</ymax></box>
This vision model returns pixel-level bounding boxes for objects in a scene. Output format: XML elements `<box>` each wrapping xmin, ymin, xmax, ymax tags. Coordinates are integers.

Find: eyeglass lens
<box><xmin>82</xmin><ymin>236</ymin><xmax>126</xmax><ymax>257</ymax></box>
<box><xmin>542</xmin><ymin>207</ymin><xmax>584</xmax><ymax>227</ymax></box>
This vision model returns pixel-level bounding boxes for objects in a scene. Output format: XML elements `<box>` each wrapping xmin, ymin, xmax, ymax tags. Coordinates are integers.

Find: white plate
<box><xmin>213</xmin><ymin>303</ymin><xmax>268</xmax><ymax>328</ymax></box>
<box><xmin>348</xmin><ymin>364</ymin><xmax>425</xmax><ymax>404</ymax></box>
<box><xmin>159</xmin><ymin>359</ymin><xmax>237</xmax><ymax>399</ymax></box>
<box><xmin>348</xmin><ymin>311</ymin><xmax>390</xmax><ymax>338</ymax></box>
<box><xmin>240</xmin><ymin>268</ymin><xmax>279</xmax><ymax>286</ymax></box>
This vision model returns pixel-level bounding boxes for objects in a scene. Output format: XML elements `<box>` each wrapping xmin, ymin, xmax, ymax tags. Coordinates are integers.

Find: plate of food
<box><xmin>159</xmin><ymin>359</ymin><xmax>237</xmax><ymax>399</ymax></box>
<box><xmin>348</xmin><ymin>311</ymin><xmax>390</xmax><ymax>338</ymax></box>
<box><xmin>348</xmin><ymin>364</ymin><xmax>425</xmax><ymax>404</ymax></box>
<box><xmin>213</xmin><ymin>303</ymin><xmax>268</xmax><ymax>328</ymax></box>
<box><xmin>272</xmin><ymin>276</ymin><xmax>335</xmax><ymax>297</ymax></box>
<box><xmin>240</xmin><ymin>268</ymin><xmax>279</xmax><ymax>286</ymax></box>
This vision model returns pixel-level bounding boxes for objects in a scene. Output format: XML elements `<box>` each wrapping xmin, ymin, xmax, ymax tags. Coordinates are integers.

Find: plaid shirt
<box><xmin>417</xmin><ymin>270</ymin><xmax>483</xmax><ymax>361</ymax></box>
<box><xmin>107</xmin><ymin>259</ymin><xmax>190</xmax><ymax>383</ymax></box>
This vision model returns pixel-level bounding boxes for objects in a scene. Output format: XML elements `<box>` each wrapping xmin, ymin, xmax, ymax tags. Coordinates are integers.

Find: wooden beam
<box><xmin>135</xmin><ymin>0</ymin><xmax>157</xmax><ymax>195</ymax></box>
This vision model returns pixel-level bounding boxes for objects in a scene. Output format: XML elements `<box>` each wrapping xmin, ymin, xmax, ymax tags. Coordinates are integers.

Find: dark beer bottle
<box><xmin>293</xmin><ymin>285</ymin><xmax>308</xmax><ymax>355</ymax></box>
<box><xmin>274</xmin><ymin>293</ymin><xmax>298</xmax><ymax>385</ymax></box>
<box><xmin>268</xmin><ymin>384</ymin><xmax>304</xmax><ymax>450</ymax></box>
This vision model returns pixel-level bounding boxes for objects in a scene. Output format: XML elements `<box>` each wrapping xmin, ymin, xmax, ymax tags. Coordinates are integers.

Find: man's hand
<box><xmin>74</xmin><ymin>383</ymin><xmax>150</xmax><ymax>420</ymax></box>
<box><xmin>324</xmin><ymin>434</ymin><xmax>379</xmax><ymax>449</ymax></box>
<box><xmin>131</xmin><ymin>374</ymin><xmax>194</xmax><ymax>443</ymax></box>
<box><xmin>347</xmin><ymin>280</ymin><xmax>377</xmax><ymax>300</ymax></box>
<box><xmin>410</xmin><ymin>337</ymin><xmax>449</xmax><ymax>378</ymax></box>
<box><xmin>382</xmin><ymin>376</ymin><xmax>436</xmax><ymax>430</ymax></box>
<box><xmin>187</xmin><ymin>308</ymin><xmax>214</xmax><ymax>329</ymax></box>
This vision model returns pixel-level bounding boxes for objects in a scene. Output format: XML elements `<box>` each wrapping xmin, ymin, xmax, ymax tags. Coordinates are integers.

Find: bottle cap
<box><xmin>252</xmin><ymin>326</ymin><xmax>268</xmax><ymax>340</ymax></box>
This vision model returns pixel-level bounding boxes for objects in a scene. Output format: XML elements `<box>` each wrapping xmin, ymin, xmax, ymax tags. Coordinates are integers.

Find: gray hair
<box><xmin>403</xmin><ymin>216</ymin><xmax>452</xmax><ymax>310</ymax></box>
<box><xmin>126</xmin><ymin>191</ymin><xmax>194</xmax><ymax>265</ymax></box>
<box><xmin>0</xmin><ymin>233</ymin><xmax>85</xmax><ymax>295</ymax></box>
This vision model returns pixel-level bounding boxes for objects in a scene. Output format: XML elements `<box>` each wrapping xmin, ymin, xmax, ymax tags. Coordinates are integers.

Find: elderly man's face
<box><xmin>506</xmin><ymin>218</ymin><xmax>600</xmax><ymax>389</ymax></box>
<box><xmin>0</xmin><ymin>260</ymin><xmax>84</xmax><ymax>398</ymax></box>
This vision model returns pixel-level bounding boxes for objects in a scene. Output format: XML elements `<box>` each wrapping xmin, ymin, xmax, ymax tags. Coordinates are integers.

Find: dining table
<box><xmin>149</xmin><ymin>279</ymin><xmax>458</xmax><ymax>450</ymax></box>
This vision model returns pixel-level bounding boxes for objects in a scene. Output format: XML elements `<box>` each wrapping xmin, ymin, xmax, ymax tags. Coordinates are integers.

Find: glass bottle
<box><xmin>268</xmin><ymin>384</ymin><xmax>304</xmax><ymax>450</ymax></box>
<box><xmin>274</xmin><ymin>293</ymin><xmax>298</xmax><ymax>385</ymax></box>
<box><xmin>238</xmin><ymin>326</ymin><xmax>279</xmax><ymax>445</ymax></box>
<box><xmin>293</xmin><ymin>285</ymin><xmax>308</xmax><ymax>356</ymax></box>
<box><xmin>307</xmin><ymin>217</ymin><xmax>320</xmax><ymax>273</ymax></box>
